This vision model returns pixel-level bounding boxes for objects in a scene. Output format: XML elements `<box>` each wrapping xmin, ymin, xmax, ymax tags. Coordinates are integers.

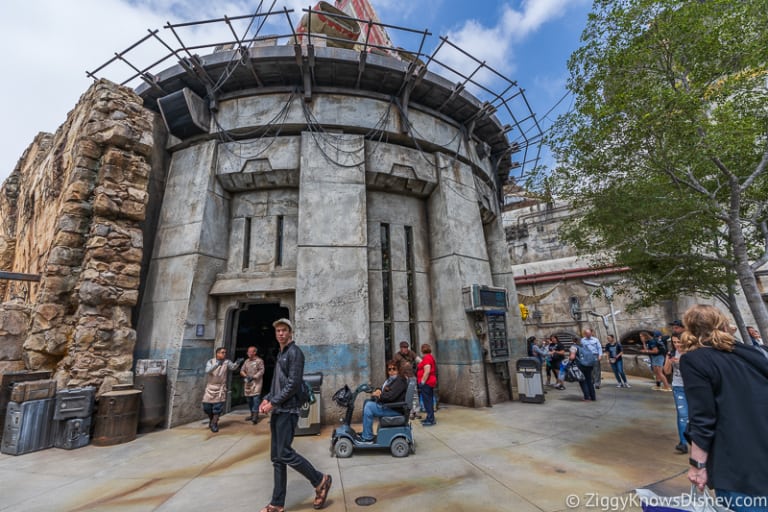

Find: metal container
<box><xmin>92</xmin><ymin>389</ymin><xmax>142</xmax><ymax>446</ymax></box>
<box><xmin>296</xmin><ymin>372</ymin><xmax>323</xmax><ymax>436</ymax></box>
<box><xmin>0</xmin><ymin>371</ymin><xmax>51</xmax><ymax>442</ymax></box>
<box><xmin>1</xmin><ymin>398</ymin><xmax>55</xmax><ymax>455</ymax></box>
<box><xmin>53</xmin><ymin>387</ymin><xmax>96</xmax><ymax>420</ymax></box>
<box><xmin>10</xmin><ymin>379</ymin><xmax>57</xmax><ymax>403</ymax></box>
<box><xmin>133</xmin><ymin>374</ymin><xmax>167</xmax><ymax>433</ymax></box>
<box><xmin>54</xmin><ymin>416</ymin><xmax>91</xmax><ymax>450</ymax></box>
<box><xmin>515</xmin><ymin>357</ymin><xmax>545</xmax><ymax>404</ymax></box>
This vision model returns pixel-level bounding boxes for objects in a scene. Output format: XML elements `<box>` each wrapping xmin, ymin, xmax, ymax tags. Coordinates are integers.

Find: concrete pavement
<box><xmin>0</xmin><ymin>376</ymin><xmax>691</xmax><ymax>512</ymax></box>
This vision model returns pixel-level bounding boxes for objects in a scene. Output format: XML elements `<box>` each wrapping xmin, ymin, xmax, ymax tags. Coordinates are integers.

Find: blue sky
<box><xmin>0</xmin><ymin>0</ymin><xmax>591</xmax><ymax>184</ymax></box>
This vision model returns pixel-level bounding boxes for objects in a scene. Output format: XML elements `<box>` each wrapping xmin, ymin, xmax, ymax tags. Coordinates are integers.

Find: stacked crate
<box><xmin>53</xmin><ymin>387</ymin><xmax>96</xmax><ymax>450</ymax></box>
<box><xmin>1</xmin><ymin>380</ymin><xmax>57</xmax><ymax>455</ymax></box>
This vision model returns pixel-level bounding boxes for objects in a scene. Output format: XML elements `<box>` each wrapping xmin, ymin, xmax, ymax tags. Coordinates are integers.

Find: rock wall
<box><xmin>0</xmin><ymin>79</ymin><xmax>156</xmax><ymax>394</ymax></box>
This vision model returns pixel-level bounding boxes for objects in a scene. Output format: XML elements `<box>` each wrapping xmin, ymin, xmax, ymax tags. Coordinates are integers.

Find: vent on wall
<box><xmin>157</xmin><ymin>88</ymin><xmax>211</xmax><ymax>139</ymax></box>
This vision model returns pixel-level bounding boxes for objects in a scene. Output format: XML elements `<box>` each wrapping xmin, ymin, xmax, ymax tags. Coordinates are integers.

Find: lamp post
<box><xmin>583</xmin><ymin>280</ymin><xmax>620</xmax><ymax>338</ymax></box>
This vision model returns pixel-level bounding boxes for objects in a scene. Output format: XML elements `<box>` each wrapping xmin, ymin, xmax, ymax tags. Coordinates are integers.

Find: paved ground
<box><xmin>0</xmin><ymin>376</ymin><xmax>692</xmax><ymax>512</ymax></box>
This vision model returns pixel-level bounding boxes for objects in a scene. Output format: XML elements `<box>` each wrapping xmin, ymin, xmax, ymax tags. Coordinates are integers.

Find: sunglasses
<box><xmin>387</xmin><ymin>367</ymin><xmax>397</xmax><ymax>371</ymax></box>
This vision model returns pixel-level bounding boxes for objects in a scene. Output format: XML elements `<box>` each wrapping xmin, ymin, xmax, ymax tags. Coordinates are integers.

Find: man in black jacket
<box><xmin>259</xmin><ymin>318</ymin><xmax>332</xmax><ymax>512</ymax></box>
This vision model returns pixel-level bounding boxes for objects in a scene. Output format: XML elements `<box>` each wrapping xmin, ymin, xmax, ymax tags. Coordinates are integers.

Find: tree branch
<box><xmin>741</xmin><ymin>144</ymin><xmax>768</xmax><ymax>192</ymax></box>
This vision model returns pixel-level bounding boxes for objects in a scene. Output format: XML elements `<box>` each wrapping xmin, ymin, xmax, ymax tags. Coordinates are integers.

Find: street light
<box><xmin>583</xmin><ymin>280</ymin><xmax>620</xmax><ymax>338</ymax></box>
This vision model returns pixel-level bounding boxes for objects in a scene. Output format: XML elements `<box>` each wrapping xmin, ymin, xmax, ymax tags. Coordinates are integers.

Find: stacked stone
<box><xmin>7</xmin><ymin>80</ymin><xmax>155</xmax><ymax>394</ymax></box>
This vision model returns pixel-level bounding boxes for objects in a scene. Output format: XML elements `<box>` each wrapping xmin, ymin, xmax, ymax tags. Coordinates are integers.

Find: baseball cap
<box><xmin>399</xmin><ymin>341</ymin><xmax>409</xmax><ymax>348</ymax></box>
<box><xmin>669</xmin><ymin>320</ymin><xmax>683</xmax><ymax>327</ymax></box>
<box><xmin>272</xmin><ymin>318</ymin><xmax>293</xmax><ymax>331</ymax></box>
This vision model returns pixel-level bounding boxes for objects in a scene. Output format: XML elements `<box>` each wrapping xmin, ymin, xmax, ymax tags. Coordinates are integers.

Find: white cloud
<box><xmin>0</xmin><ymin>0</ymin><xmax>299</xmax><ymax>184</ymax></box>
<box><xmin>438</xmin><ymin>0</ymin><xmax>579</xmax><ymax>94</ymax></box>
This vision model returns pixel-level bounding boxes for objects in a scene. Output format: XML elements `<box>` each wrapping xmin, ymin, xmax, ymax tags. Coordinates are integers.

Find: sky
<box><xmin>0</xmin><ymin>0</ymin><xmax>591</xmax><ymax>185</ymax></box>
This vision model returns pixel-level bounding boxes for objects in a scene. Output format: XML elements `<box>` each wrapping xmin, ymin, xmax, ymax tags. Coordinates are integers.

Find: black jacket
<box><xmin>378</xmin><ymin>375</ymin><xmax>407</xmax><ymax>404</ymax></box>
<box><xmin>681</xmin><ymin>343</ymin><xmax>768</xmax><ymax>495</ymax></box>
<box><xmin>265</xmin><ymin>341</ymin><xmax>304</xmax><ymax>412</ymax></box>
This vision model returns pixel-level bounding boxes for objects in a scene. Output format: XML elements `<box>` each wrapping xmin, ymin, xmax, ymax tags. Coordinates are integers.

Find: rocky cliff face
<box><xmin>0</xmin><ymin>79</ymin><xmax>156</xmax><ymax>393</ymax></box>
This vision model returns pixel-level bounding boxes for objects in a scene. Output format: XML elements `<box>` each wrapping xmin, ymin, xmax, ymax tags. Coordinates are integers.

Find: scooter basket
<box><xmin>332</xmin><ymin>385</ymin><xmax>354</xmax><ymax>407</ymax></box>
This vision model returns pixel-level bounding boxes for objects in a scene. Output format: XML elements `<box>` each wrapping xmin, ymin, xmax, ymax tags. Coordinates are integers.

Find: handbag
<box><xmin>565</xmin><ymin>361</ymin><xmax>585</xmax><ymax>382</ymax></box>
<box><xmin>635</xmin><ymin>485</ymin><xmax>734</xmax><ymax>512</ymax></box>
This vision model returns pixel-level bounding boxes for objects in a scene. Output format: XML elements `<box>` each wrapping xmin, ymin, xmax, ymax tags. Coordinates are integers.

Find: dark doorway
<box><xmin>230</xmin><ymin>303</ymin><xmax>289</xmax><ymax>408</ymax></box>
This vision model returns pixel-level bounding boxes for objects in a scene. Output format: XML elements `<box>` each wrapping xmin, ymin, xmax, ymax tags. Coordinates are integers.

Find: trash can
<box><xmin>296</xmin><ymin>372</ymin><xmax>323</xmax><ymax>436</ymax></box>
<box><xmin>516</xmin><ymin>358</ymin><xmax>545</xmax><ymax>404</ymax></box>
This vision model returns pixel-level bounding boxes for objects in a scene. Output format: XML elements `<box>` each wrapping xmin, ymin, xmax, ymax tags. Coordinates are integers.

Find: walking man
<box><xmin>202</xmin><ymin>347</ymin><xmax>243</xmax><ymax>432</ymax></box>
<box><xmin>241</xmin><ymin>346</ymin><xmax>265</xmax><ymax>424</ymax></box>
<box><xmin>259</xmin><ymin>319</ymin><xmax>332</xmax><ymax>512</ymax></box>
<box><xmin>580</xmin><ymin>328</ymin><xmax>603</xmax><ymax>389</ymax></box>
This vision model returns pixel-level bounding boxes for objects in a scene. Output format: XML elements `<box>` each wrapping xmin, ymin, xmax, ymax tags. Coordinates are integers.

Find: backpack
<box><xmin>654</xmin><ymin>338</ymin><xmax>668</xmax><ymax>357</ymax></box>
<box><xmin>299</xmin><ymin>380</ymin><xmax>316</xmax><ymax>406</ymax></box>
<box><xmin>578</xmin><ymin>345</ymin><xmax>597</xmax><ymax>366</ymax></box>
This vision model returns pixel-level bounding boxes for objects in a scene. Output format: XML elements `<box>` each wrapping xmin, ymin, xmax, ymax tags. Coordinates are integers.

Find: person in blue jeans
<box><xmin>605</xmin><ymin>335</ymin><xmax>630</xmax><ymax>388</ymax></box>
<box><xmin>663</xmin><ymin>335</ymin><xmax>688</xmax><ymax>454</ymax></box>
<box><xmin>360</xmin><ymin>360</ymin><xmax>408</xmax><ymax>442</ymax></box>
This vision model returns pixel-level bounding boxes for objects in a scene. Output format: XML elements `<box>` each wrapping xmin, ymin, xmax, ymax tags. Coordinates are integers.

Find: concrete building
<box><xmin>503</xmin><ymin>189</ymin><xmax>768</xmax><ymax>357</ymax></box>
<box><xmin>122</xmin><ymin>7</ymin><xmax>532</xmax><ymax>427</ymax></box>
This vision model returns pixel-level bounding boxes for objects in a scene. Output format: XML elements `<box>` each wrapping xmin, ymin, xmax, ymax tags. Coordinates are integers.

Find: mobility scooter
<box><xmin>330</xmin><ymin>379</ymin><xmax>416</xmax><ymax>458</ymax></box>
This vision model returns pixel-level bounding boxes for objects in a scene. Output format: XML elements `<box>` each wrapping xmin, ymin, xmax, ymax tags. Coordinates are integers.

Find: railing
<box><xmin>85</xmin><ymin>2</ymin><xmax>543</xmax><ymax>180</ymax></box>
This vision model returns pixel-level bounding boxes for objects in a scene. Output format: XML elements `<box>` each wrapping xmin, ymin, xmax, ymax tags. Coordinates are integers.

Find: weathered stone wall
<box><xmin>0</xmin><ymin>79</ymin><xmax>155</xmax><ymax>394</ymax></box>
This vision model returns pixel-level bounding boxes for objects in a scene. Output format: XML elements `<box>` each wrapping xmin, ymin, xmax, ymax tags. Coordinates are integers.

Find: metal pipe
<box><xmin>514</xmin><ymin>266</ymin><xmax>630</xmax><ymax>286</ymax></box>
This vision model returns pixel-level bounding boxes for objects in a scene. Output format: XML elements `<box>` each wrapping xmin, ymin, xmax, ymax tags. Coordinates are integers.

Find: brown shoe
<box><xmin>259</xmin><ymin>505</ymin><xmax>284</xmax><ymax>512</ymax></box>
<box><xmin>313</xmin><ymin>474</ymin><xmax>332</xmax><ymax>509</ymax></box>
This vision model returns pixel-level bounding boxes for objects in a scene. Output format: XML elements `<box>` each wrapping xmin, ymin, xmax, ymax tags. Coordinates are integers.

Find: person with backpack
<box><xmin>569</xmin><ymin>338</ymin><xmax>597</xmax><ymax>401</ymax></box>
<box><xmin>640</xmin><ymin>330</ymin><xmax>672</xmax><ymax>391</ymax></box>
<box><xmin>258</xmin><ymin>318</ymin><xmax>332</xmax><ymax>512</ymax></box>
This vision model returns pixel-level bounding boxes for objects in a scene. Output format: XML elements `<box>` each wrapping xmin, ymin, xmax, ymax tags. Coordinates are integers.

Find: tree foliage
<box><xmin>544</xmin><ymin>0</ymin><xmax>768</xmax><ymax>330</ymax></box>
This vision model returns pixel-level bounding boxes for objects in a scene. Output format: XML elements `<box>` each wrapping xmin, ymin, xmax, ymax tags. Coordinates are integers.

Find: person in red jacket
<box><xmin>417</xmin><ymin>343</ymin><xmax>437</xmax><ymax>426</ymax></box>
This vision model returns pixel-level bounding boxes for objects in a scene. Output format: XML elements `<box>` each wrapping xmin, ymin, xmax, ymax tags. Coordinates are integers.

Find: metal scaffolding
<box><xmin>86</xmin><ymin>2</ymin><xmax>543</xmax><ymax>181</ymax></box>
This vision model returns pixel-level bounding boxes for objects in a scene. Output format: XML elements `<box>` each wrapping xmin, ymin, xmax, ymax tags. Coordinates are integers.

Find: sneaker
<box><xmin>357</xmin><ymin>437</ymin><xmax>375</xmax><ymax>444</ymax></box>
<box><xmin>421</xmin><ymin>420</ymin><xmax>436</xmax><ymax>426</ymax></box>
<box><xmin>661</xmin><ymin>387</ymin><xmax>673</xmax><ymax>392</ymax></box>
<box><xmin>675</xmin><ymin>443</ymin><xmax>688</xmax><ymax>454</ymax></box>
<box><xmin>595</xmin><ymin>384</ymin><xmax>600</xmax><ymax>389</ymax></box>
<box><xmin>624</xmin><ymin>383</ymin><xmax>631</xmax><ymax>388</ymax></box>
<box><xmin>651</xmin><ymin>386</ymin><xmax>663</xmax><ymax>391</ymax></box>
<box><xmin>616</xmin><ymin>384</ymin><xmax>623</xmax><ymax>388</ymax></box>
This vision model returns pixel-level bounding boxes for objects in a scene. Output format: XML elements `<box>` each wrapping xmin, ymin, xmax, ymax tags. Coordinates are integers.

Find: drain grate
<box><xmin>355</xmin><ymin>496</ymin><xmax>377</xmax><ymax>506</ymax></box>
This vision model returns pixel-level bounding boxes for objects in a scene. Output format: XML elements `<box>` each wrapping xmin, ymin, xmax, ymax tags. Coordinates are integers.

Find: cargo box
<box><xmin>54</xmin><ymin>416</ymin><xmax>91</xmax><ymax>450</ymax></box>
<box><xmin>0</xmin><ymin>371</ymin><xmax>52</xmax><ymax>441</ymax></box>
<box><xmin>54</xmin><ymin>387</ymin><xmax>96</xmax><ymax>420</ymax></box>
<box><xmin>1</xmin><ymin>398</ymin><xmax>55</xmax><ymax>456</ymax></box>
<box><xmin>10</xmin><ymin>380</ymin><xmax>57</xmax><ymax>403</ymax></box>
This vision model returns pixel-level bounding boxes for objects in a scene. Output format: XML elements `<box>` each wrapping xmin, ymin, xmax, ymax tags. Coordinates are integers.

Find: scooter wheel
<box><xmin>334</xmin><ymin>437</ymin><xmax>354</xmax><ymax>458</ymax></box>
<box><xmin>390</xmin><ymin>438</ymin><xmax>410</xmax><ymax>458</ymax></box>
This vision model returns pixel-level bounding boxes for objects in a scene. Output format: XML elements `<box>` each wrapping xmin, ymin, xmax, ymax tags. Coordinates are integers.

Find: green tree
<box><xmin>546</xmin><ymin>0</ymin><xmax>768</xmax><ymax>335</ymax></box>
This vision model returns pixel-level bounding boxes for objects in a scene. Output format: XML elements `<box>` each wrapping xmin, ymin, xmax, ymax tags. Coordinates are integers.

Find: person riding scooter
<box><xmin>359</xmin><ymin>360</ymin><xmax>408</xmax><ymax>442</ymax></box>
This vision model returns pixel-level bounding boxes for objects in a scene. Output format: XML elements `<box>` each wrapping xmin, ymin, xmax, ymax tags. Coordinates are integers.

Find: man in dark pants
<box><xmin>258</xmin><ymin>318</ymin><xmax>332</xmax><ymax>512</ymax></box>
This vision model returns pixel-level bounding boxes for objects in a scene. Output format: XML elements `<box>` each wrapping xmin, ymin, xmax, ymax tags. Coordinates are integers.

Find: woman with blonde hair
<box><xmin>680</xmin><ymin>305</ymin><xmax>768</xmax><ymax>510</ymax></box>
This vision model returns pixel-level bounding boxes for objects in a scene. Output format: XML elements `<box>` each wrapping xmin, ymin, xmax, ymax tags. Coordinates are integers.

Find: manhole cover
<box><xmin>355</xmin><ymin>496</ymin><xmax>377</xmax><ymax>506</ymax></box>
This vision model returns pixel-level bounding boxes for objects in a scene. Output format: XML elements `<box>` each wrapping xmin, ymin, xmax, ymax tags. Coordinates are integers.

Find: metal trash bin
<box><xmin>516</xmin><ymin>358</ymin><xmax>545</xmax><ymax>404</ymax></box>
<box><xmin>296</xmin><ymin>372</ymin><xmax>323</xmax><ymax>436</ymax></box>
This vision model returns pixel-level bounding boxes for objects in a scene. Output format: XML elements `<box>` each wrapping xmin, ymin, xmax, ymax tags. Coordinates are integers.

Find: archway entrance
<box><xmin>229</xmin><ymin>303</ymin><xmax>289</xmax><ymax>408</ymax></box>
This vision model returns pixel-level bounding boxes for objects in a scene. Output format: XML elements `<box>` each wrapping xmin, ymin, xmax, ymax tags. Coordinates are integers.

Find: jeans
<box><xmin>246</xmin><ymin>394</ymin><xmax>261</xmax><ymax>414</ymax></box>
<box><xmin>269</xmin><ymin>412</ymin><xmax>323</xmax><ymax>507</ymax></box>
<box><xmin>578</xmin><ymin>364</ymin><xmax>596</xmax><ymax>400</ymax></box>
<box><xmin>202</xmin><ymin>402</ymin><xmax>224</xmax><ymax>415</ymax></box>
<box><xmin>361</xmin><ymin>400</ymin><xmax>401</xmax><ymax>440</ymax></box>
<box><xmin>671</xmin><ymin>386</ymin><xmax>688</xmax><ymax>445</ymax></box>
<box><xmin>715</xmin><ymin>489</ymin><xmax>768</xmax><ymax>512</ymax></box>
<box><xmin>420</xmin><ymin>383</ymin><xmax>435</xmax><ymax>423</ymax></box>
<box><xmin>592</xmin><ymin>359</ymin><xmax>602</xmax><ymax>387</ymax></box>
<box><xmin>610</xmin><ymin>359</ymin><xmax>628</xmax><ymax>385</ymax></box>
